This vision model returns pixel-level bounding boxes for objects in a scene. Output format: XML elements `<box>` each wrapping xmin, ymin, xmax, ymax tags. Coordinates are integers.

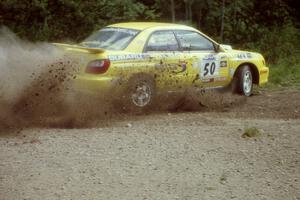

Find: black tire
<box><xmin>232</xmin><ymin>65</ymin><xmax>253</xmax><ymax>96</ymax></box>
<box><xmin>122</xmin><ymin>74</ymin><xmax>156</xmax><ymax>113</ymax></box>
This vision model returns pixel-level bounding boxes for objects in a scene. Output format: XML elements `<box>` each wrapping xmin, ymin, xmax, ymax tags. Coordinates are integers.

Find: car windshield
<box><xmin>80</xmin><ymin>27</ymin><xmax>139</xmax><ymax>50</ymax></box>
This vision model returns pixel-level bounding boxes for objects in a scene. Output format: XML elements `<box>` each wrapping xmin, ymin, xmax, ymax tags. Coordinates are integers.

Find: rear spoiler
<box><xmin>52</xmin><ymin>43</ymin><xmax>105</xmax><ymax>54</ymax></box>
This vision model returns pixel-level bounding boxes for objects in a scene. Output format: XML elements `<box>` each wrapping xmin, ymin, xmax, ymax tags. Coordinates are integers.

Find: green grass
<box><xmin>243</xmin><ymin>25</ymin><xmax>300</xmax><ymax>90</ymax></box>
<box><xmin>266</xmin><ymin>53</ymin><xmax>300</xmax><ymax>90</ymax></box>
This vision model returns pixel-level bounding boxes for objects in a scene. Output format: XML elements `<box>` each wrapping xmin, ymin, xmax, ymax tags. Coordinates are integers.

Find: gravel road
<box><xmin>0</xmin><ymin>90</ymin><xmax>299</xmax><ymax>200</ymax></box>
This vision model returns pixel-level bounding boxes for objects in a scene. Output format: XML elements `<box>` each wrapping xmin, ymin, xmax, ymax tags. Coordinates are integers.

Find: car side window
<box><xmin>146</xmin><ymin>31</ymin><xmax>179</xmax><ymax>52</ymax></box>
<box><xmin>175</xmin><ymin>30</ymin><xmax>215</xmax><ymax>51</ymax></box>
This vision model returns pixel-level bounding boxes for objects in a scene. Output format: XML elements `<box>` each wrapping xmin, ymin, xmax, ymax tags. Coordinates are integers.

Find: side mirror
<box><xmin>219</xmin><ymin>44</ymin><xmax>233</xmax><ymax>51</ymax></box>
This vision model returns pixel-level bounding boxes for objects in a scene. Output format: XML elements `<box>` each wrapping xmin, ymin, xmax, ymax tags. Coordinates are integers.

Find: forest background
<box><xmin>1</xmin><ymin>0</ymin><xmax>299</xmax><ymax>87</ymax></box>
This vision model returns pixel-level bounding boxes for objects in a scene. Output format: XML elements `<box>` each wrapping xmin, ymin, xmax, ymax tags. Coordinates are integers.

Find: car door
<box><xmin>174</xmin><ymin>30</ymin><xmax>230</xmax><ymax>88</ymax></box>
<box><xmin>144</xmin><ymin>30</ymin><xmax>189</xmax><ymax>91</ymax></box>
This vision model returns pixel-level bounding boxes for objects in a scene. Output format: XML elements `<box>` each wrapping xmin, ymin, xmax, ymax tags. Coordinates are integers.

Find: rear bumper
<box><xmin>73</xmin><ymin>75</ymin><xmax>125</xmax><ymax>96</ymax></box>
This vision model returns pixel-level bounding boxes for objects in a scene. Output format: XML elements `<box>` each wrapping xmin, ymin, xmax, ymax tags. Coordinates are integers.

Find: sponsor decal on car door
<box><xmin>144</xmin><ymin>30</ymin><xmax>188</xmax><ymax>90</ymax></box>
<box><xmin>174</xmin><ymin>30</ymin><xmax>228</xmax><ymax>87</ymax></box>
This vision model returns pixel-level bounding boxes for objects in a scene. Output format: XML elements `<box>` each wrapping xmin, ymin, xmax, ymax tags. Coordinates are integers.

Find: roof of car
<box><xmin>108</xmin><ymin>22</ymin><xmax>194</xmax><ymax>31</ymax></box>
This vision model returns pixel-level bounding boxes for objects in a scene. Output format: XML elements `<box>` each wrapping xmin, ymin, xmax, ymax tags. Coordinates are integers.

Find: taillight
<box><xmin>85</xmin><ymin>59</ymin><xmax>110</xmax><ymax>74</ymax></box>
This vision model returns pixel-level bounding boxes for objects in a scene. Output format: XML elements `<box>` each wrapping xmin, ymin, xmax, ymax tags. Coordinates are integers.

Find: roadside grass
<box><xmin>263</xmin><ymin>53</ymin><xmax>300</xmax><ymax>90</ymax></box>
<box><xmin>244</xmin><ymin>25</ymin><xmax>300</xmax><ymax>91</ymax></box>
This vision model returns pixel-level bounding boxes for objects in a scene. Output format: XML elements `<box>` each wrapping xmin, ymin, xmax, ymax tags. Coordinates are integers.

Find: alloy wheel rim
<box><xmin>131</xmin><ymin>82</ymin><xmax>151</xmax><ymax>107</ymax></box>
<box><xmin>243</xmin><ymin>71</ymin><xmax>252</xmax><ymax>94</ymax></box>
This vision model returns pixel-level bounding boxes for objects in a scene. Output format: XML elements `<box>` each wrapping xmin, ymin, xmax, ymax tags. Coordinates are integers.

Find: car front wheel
<box><xmin>234</xmin><ymin>65</ymin><xmax>253</xmax><ymax>96</ymax></box>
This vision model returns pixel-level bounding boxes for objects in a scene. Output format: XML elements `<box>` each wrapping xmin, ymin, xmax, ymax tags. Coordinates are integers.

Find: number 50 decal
<box><xmin>200</xmin><ymin>58</ymin><xmax>220</xmax><ymax>79</ymax></box>
<box><xmin>203</xmin><ymin>62</ymin><xmax>216</xmax><ymax>76</ymax></box>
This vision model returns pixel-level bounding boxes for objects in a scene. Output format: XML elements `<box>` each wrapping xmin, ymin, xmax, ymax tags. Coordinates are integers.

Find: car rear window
<box><xmin>80</xmin><ymin>28</ymin><xmax>140</xmax><ymax>50</ymax></box>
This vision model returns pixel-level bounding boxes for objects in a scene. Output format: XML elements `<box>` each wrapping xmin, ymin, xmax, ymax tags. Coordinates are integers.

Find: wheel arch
<box><xmin>234</xmin><ymin>62</ymin><xmax>259</xmax><ymax>84</ymax></box>
<box><xmin>127</xmin><ymin>72</ymin><xmax>157</xmax><ymax>90</ymax></box>
<box><xmin>128</xmin><ymin>72</ymin><xmax>156</xmax><ymax>82</ymax></box>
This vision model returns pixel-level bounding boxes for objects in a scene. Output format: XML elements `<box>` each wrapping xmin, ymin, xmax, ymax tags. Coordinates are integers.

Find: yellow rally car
<box><xmin>54</xmin><ymin>22</ymin><xmax>269</xmax><ymax>111</ymax></box>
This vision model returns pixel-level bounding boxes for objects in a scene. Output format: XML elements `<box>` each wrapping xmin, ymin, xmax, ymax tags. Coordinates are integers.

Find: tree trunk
<box><xmin>233</xmin><ymin>0</ymin><xmax>237</xmax><ymax>32</ymax></box>
<box><xmin>220</xmin><ymin>0</ymin><xmax>225</xmax><ymax>42</ymax></box>
<box><xmin>170</xmin><ymin>0</ymin><xmax>176</xmax><ymax>22</ymax></box>
<box><xmin>185</xmin><ymin>1</ymin><xmax>189</xmax><ymax>21</ymax></box>
<box><xmin>198</xmin><ymin>8</ymin><xmax>202</xmax><ymax>29</ymax></box>
<box><xmin>188</xmin><ymin>0</ymin><xmax>193</xmax><ymax>22</ymax></box>
<box><xmin>184</xmin><ymin>0</ymin><xmax>194</xmax><ymax>22</ymax></box>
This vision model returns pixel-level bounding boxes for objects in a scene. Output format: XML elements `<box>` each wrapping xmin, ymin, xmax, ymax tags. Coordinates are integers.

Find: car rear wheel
<box><xmin>123</xmin><ymin>74</ymin><xmax>156</xmax><ymax>113</ymax></box>
<box><xmin>233</xmin><ymin>65</ymin><xmax>253</xmax><ymax>96</ymax></box>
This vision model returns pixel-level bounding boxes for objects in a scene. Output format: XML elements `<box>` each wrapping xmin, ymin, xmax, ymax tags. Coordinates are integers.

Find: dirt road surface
<box><xmin>0</xmin><ymin>90</ymin><xmax>299</xmax><ymax>200</ymax></box>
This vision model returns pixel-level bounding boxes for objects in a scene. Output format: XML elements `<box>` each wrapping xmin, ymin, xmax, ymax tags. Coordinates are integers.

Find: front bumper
<box><xmin>259</xmin><ymin>66</ymin><xmax>269</xmax><ymax>86</ymax></box>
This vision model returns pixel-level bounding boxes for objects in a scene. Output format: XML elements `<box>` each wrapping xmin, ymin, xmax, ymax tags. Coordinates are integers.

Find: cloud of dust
<box><xmin>0</xmin><ymin>27</ymin><xmax>83</xmax><ymax>129</ymax></box>
<box><xmin>0</xmin><ymin>28</ymin><xmax>61</xmax><ymax>102</ymax></box>
<box><xmin>163</xmin><ymin>86</ymin><xmax>247</xmax><ymax>112</ymax></box>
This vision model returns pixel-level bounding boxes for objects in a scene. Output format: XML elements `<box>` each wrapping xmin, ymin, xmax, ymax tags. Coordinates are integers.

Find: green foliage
<box><xmin>243</xmin><ymin>25</ymin><xmax>300</xmax><ymax>61</ymax></box>
<box><xmin>268</xmin><ymin>54</ymin><xmax>300</xmax><ymax>88</ymax></box>
<box><xmin>0</xmin><ymin>0</ymin><xmax>159</xmax><ymax>41</ymax></box>
<box><xmin>242</xmin><ymin>24</ymin><xmax>300</xmax><ymax>88</ymax></box>
<box><xmin>1</xmin><ymin>0</ymin><xmax>298</xmax><ymax>44</ymax></box>
<box><xmin>0</xmin><ymin>0</ymin><xmax>299</xmax><ymax>87</ymax></box>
